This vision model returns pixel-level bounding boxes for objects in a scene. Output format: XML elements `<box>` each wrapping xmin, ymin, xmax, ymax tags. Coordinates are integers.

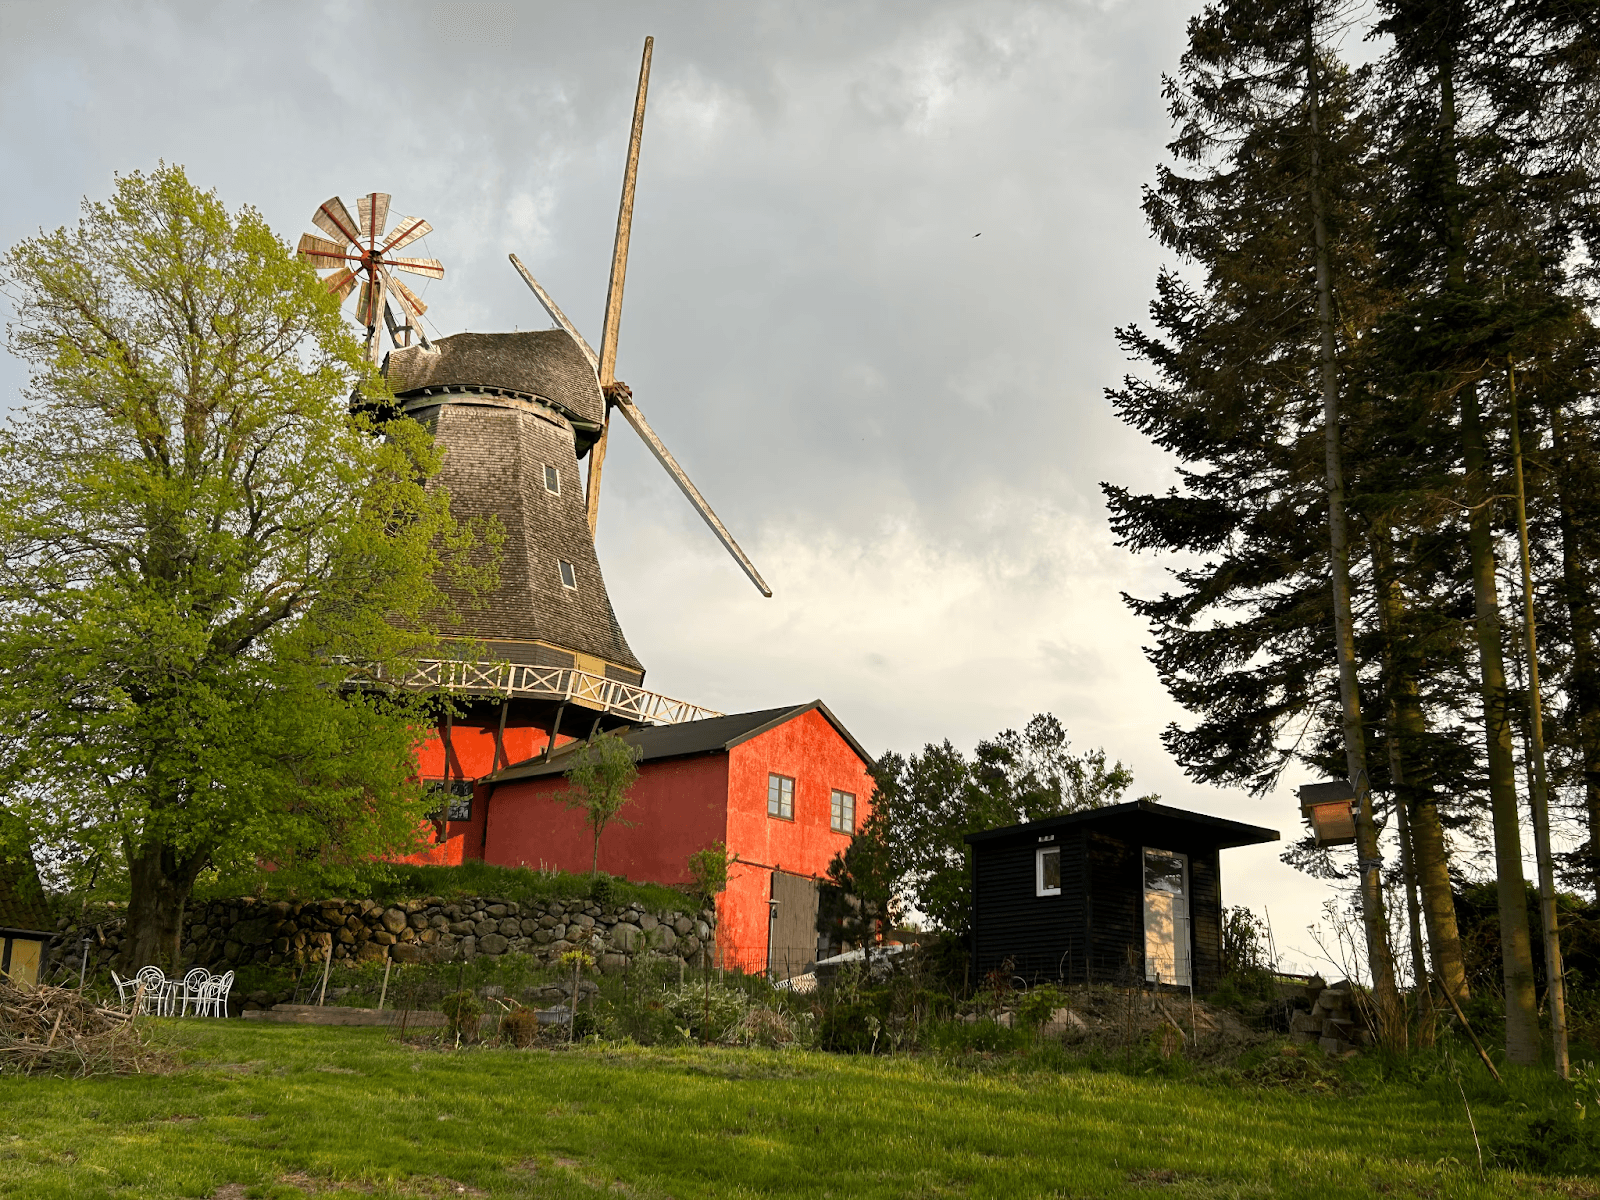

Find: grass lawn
<box><xmin>0</xmin><ymin>1020</ymin><xmax>1586</xmax><ymax>1199</ymax></box>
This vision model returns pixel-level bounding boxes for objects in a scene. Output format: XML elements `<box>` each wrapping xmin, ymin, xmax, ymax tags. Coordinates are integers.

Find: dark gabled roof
<box><xmin>0</xmin><ymin>851</ymin><xmax>52</xmax><ymax>935</ymax></box>
<box><xmin>964</xmin><ymin>799</ymin><xmax>1278</xmax><ymax>850</ymax></box>
<box><xmin>386</xmin><ymin>331</ymin><xmax>605</xmax><ymax>429</ymax></box>
<box><xmin>486</xmin><ymin>700</ymin><xmax>872</xmax><ymax>784</ymax></box>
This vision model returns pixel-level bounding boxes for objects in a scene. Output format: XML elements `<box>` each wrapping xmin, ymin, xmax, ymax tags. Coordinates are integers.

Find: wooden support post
<box><xmin>316</xmin><ymin>941</ymin><xmax>333</xmax><ymax>1007</ymax></box>
<box><xmin>543</xmin><ymin>702</ymin><xmax>567</xmax><ymax>762</ymax></box>
<box><xmin>494</xmin><ymin>699</ymin><xmax>510</xmax><ymax>772</ymax></box>
<box><xmin>378</xmin><ymin>955</ymin><xmax>393</xmax><ymax>1012</ymax></box>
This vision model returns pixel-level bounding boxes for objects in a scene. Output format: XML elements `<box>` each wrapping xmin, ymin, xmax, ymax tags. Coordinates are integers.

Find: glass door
<box><xmin>1143</xmin><ymin>847</ymin><xmax>1191</xmax><ymax>986</ymax></box>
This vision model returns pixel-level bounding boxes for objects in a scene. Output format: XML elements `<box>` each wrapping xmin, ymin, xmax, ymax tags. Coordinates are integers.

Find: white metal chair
<box><xmin>179</xmin><ymin>968</ymin><xmax>211</xmax><ymax>1016</ymax></box>
<box><xmin>134</xmin><ymin>965</ymin><xmax>170</xmax><ymax>1015</ymax></box>
<box><xmin>196</xmin><ymin>970</ymin><xmax>234</xmax><ymax>1018</ymax></box>
<box><xmin>110</xmin><ymin>970</ymin><xmax>137</xmax><ymax>1012</ymax></box>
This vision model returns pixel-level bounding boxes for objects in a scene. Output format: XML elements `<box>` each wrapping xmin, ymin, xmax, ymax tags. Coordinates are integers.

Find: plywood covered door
<box><xmin>1142</xmin><ymin>847</ymin><xmax>1191</xmax><ymax>986</ymax></box>
<box><xmin>767</xmin><ymin>871</ymin><xmax>820</xmax><ymax>981</ymax></box>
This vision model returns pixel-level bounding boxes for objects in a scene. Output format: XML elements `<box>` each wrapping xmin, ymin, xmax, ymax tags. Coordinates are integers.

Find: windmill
<box><xmin>510</xmin><ymin>36</ymin><xmax>770</xmax><ymax>598</ymax></box>
<box><xmin>297</xmin><ymin>194</ymin><xmax>445</xmax><ymax>361</ymax></box>
<box><xmin>329</xmin><ymin>35</ymin><xmax>767</xmax><ymax>832</ymax></box>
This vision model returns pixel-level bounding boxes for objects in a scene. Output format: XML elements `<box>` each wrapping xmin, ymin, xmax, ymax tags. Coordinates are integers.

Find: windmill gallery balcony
<box><xmin>382</xmin><ymin>657</ymin><xmax>722</xmax><ymax>727</ymax></box>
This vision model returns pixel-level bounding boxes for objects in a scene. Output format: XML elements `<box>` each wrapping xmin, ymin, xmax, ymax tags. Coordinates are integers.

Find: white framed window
<box><xmin>558</xmin><ymin>560</ymin><xmax>577</xmax><ymax>589</ymax></box>
<box><xmin>544</xmin><ymin>464</ymin><xmax>561</xmax><ymax>494</ymax></box>
<box><xmin>1036</xmin><ymin>846</ymin><xmax>1062</xmax><ymax>896</ymax></box>
<box><xmin>767</xmin><ymin>773</ymin><xmax>794</xmax><ymax>820</ymax></box>
<box><xmin>830</xmin><ymin>789</ymin><xmax>855</xmax><ymax>833</ymax></box>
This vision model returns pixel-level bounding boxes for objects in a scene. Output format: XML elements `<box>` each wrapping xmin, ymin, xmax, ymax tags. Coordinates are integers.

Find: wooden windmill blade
<box><xmin>587</xmin><ymin>34</ymin><xmax>654</xmax><ymax>536</ymax></box>
<box><xmin>297</xmin><ymin>233</ymin><xmax>352</xmax><ymax>270</ymax></box>
<box><xmin>508</xmin><ymin>255</ymin><xmax>770</xmax><ymax>597</ymax></box>
<box><xmin>387</xmin><ymin>255</ymin><xmax>446</xmax><ymax>280</ymax></box>
<box><xmin>358</xmin><ymin>192</ymin><xmax>392</xmax><ymax>244</ymax></box>
<box><xmin>313</xmin><ymin>197</ymin><xmax>360</xmax><ymax>245</ymax></box>
<box><xmin>509</xmin><ymin>253</ymin><xmax>598</xmax><ymax>367</ymax></box>
<box><xmin>613</xmin><ymin>395</ymin><xmax>771</xmax><ymax>597</ymax></box>
<box><xmin>386</xmin><ymin>271</ymin><xmax>429</xmax><ymax>319</ymax></box>
<box><xmin>381</xmin><ymin>216</ymin><xmax>432</xmax><ymax>255</ymax></box>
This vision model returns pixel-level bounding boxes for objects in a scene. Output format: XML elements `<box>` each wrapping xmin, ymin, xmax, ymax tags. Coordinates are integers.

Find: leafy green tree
<box><xmin>687</xmin><ymin>840</ymin><xmax>736</xmax><ymax>910</ymax></box>
<box><xmin>872</xmin><ymin>714</ymin><xmax>1151</xmax><ymax>936</ymax></box>
<box><xmin>559</xmin><ymin>730</ymin><xmax>640</xmax><ymax>877</ymax></box>
<box><xmin>820</xmin><ymin>801</ymin><xmax>901</xmax><ymax>960</ymax></box>
<box><xmin>0</xmin><ymin>165</ymin><xmax>494</xmax><ymax>970</ymax></box>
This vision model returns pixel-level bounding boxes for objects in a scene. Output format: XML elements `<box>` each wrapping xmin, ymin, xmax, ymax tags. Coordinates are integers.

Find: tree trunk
<box><xmin>1461</xmin><ymin>379</ymin><xmax>1541</xmax><ymax>1064</ymax></box>
<box><xmin>1507</xmin><ymin>362</ymin><xmax>1569</xmax><ymax>1077</ymax></box>
<box><xmin>1434</xmin><ymin>51</ymin><xmax>1541</xmax><ymax>1067</ymax></box>
<box><xmin>1552</xmin><ymin>404</ymin><xmax>1600</xmax><ymax>896</ymax></box>
<box><xmin>122</xmin><ymin>841</ymin><xmax>207</xmax><ymax>973</ymax></box>
<box><xmin>1305</xmin><ymin>17</ymin><xmax>1403</xmax><ymax>1045</ymax></box>
<box><xmin>1372</xmin><ymin>524</ymin><xmax>1470</xmax><ymax>1002</ymax></box>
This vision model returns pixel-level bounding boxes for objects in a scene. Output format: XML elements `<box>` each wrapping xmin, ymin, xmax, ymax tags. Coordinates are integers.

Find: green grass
<box><xmin>190</xmin><ymin>862</ymin><xmax>696</xmax><ymax>915</ymax></box>
<box><xmin>0</xmin><ymin>1022</ymin><xmax>1589</xmax><ymax>1199</ymax></box>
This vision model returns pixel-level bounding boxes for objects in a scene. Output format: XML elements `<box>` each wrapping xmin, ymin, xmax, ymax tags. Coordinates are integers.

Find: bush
<box><xmin>1016</xmin><ymin>984</ymin><xmax>1067</xmax><ymax>1029</ymax></box>
<box><xmin>440</xmin><ymin>990</ymin><xmax>482</xmax><ymax>1039</ymax></box>
<box><xmin>925</xmin><ymin>1017</ymin><xmax>1030</xmax><ymax>1055</ymax></box>
<box><xmin>662</xmin><ymin>981</ymin><xmax>749</xmax><ymax>1043</ymax></box>
<box><xmin>501</xmin><ymin>1006</ymin><xmax>541</xmax><ymax>1047</ymax></box>
<box><xmin>818</xmin><ymin>993</ymin><xmax>890</xmax><ymax>1054</ymax></box>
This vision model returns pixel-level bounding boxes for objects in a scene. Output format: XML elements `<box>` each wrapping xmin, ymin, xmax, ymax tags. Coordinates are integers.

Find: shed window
<box><xmin>1036</xmin><ymin>846</ymin><xmax>1061</xmax><ymax>896</ymax></box>
<box><xmin>768</xmin><ymin>774</ymin><xmax>795</xmax><ymax>820</ymax></box>
<box><xmin>427</xmin><ymin>779</ymin><xmax>474</xmax><ymax>822</ymax></box>
<box><xmin>558</xmin><ymin>560</ymin><xmax>577</xmax><ymax>589</ymax></box>
<box><xmin>544</xmin><ymin>464</ymin><xmax>561</xmax><ymax>494</ymax></box>
<box><xmin>831</xmin><ymin>789</ymin><xmax>855</xmax><ymax>833</ymax></box>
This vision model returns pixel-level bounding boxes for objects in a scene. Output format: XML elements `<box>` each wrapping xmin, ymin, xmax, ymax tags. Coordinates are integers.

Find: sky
<box><xmin>0</xmin><ymin>0</ymin><xmax>1361</xmax><ymax>972</ymax></box>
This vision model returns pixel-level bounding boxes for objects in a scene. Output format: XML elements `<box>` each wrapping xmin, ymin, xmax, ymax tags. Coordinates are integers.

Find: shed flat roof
<box><xmin>485</xmin><ymin>700</ymin><xmax>872</xmax><ymax>784</ymax></box>
<box><xmin>964</xmin><ymin>799</ymin><xmax>1278</xmax><ymax>850</ymax></box>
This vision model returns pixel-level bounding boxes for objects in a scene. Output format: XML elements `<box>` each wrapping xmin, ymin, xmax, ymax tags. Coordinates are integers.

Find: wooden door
<box><xmin>1142</xmin><ymin>847</ymin><xmax>1191</xmax><ymax>986</ymax></box>
<box><xmin>767</xmin><ymin>871</ymin><xmax>820</xmax><ymax>981</ymax></box>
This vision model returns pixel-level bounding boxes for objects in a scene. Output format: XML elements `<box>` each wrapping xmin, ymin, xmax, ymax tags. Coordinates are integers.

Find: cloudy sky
<box><xmin>0</xmin><ymin>0</ymin><xmax>1363</xmax><ymax>969</ymax></box>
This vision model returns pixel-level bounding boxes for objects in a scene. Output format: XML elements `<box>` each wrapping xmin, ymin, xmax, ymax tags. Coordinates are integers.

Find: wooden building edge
<box><xmin>965</xmin><ymin>800</ymin><xmax>1277</xmax><ymax>994</ymax></box>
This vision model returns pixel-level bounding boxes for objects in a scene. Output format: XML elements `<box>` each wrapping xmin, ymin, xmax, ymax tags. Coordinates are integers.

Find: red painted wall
<box><xmin>405</xmin><ymin>721</ymin><xmax>578</xmax><ymax>866</ymax></box>
<box><xmin>482</xmin><ymin>753</ymin><xmax>729</xmax><ymax>882</ymax></box>
<box><xmin>718</xmin><ymin>709</ymin><xmax>875</xmax><ymax>970</ymax></box>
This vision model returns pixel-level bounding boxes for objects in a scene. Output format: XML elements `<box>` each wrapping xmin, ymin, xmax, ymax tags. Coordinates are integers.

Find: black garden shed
<box><xmin>965</xmin><ymin>800</ymin><xmax>1278</xmax><ymax>992</ymax></box>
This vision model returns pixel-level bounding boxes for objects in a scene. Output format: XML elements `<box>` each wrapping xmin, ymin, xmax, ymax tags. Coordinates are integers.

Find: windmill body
<box><xmin>387</xmin><ymin>331</ymin><xmax>642</xmax><ymax>686</ymax></box>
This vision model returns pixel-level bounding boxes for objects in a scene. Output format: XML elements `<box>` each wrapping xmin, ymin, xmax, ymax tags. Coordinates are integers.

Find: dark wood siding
<box><xmin>1086</xmin><ymin>832</ymin><xmax>1142</xmax><ymax>983</ymax></box>
<box><xmin>971</xmin><ymin>834</ymin><xmax>1085</xmax><ymax>983</ymax></box>
<box><xmin>1188</xmin><ymin>848</ymin><xmax>1222</xmax><ymax>992</ymax></box>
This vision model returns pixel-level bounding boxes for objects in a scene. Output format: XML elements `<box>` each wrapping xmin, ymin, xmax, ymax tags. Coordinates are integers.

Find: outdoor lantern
<box><xmin>1297</xmin><ymin>780</ymin><xmax>1357</xmax><ymax>848</ymax></box>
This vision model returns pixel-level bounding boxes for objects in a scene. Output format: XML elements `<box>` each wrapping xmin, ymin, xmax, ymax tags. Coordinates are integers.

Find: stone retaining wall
<box><xmin>51</xmin><ymin>893</ymin><xmax>717</xmax><ymax>977</ymax></box>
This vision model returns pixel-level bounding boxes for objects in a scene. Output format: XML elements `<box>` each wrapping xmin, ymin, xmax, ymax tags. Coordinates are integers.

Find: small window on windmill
<box><xmin>1298</xmin><ymin>780</ymin><xmax>1357</xmax><ymax>847</ymax></box>
<box><xmin>544</xmin><ymin>464</ymin><xmax>560</xmax><ymax>494</ymax></box>
<box><xmin>558</xmin><ymin>560</ymin><xmax>577</xmax><ymax>589</ymax></box>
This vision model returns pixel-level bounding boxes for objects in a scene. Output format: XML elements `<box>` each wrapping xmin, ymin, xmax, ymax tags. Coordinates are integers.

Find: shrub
<box><xmin>925</xmin><ymin>1017</ymin><xmax>1030</xmax><ymax>1055</ymax></box>
<box><xmin>662</xmin><ymin>981</ymin><xmax>749</xmax><ymax>1043</ymax></box>
<box><xmin>501</xmin><ymin>1006</ymin><xmax>541</xmax><ymax>1047</ymax></box>
<box><xmin>1016</xmin><ymin>984</ymin><xmax>1067</xmax><ymax>1029</ymax></box>
<box><xmin>440</xmin><ymin>990</ymin><xmax>482</xmax><ymax>1039</ymax></box>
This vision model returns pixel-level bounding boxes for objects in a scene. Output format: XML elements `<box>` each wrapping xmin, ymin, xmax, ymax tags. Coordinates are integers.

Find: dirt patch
<box><xmin>1128</xmin><ymin>1168</ymin><xmax>1180</xmax><ymax>1186</ymax></box>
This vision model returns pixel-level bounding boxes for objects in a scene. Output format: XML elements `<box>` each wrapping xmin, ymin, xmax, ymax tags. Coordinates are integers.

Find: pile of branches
<box><xmin>0</xmin><ymin>978</ymin><xmax>165</xmax><ymax>1076</ymax></box>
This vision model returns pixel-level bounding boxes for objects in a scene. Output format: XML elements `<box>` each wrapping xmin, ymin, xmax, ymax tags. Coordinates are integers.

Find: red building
<box><xmin>448</xmin><ymin>702</ymin><xmax>873</xmax><ymax>977</ymax></box>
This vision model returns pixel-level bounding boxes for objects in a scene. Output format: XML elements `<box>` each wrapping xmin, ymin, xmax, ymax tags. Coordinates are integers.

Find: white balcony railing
<box><xmin>382</xmin><ymin>658</ymin><xmax>722</xmax><ymax>726</ymax></box>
